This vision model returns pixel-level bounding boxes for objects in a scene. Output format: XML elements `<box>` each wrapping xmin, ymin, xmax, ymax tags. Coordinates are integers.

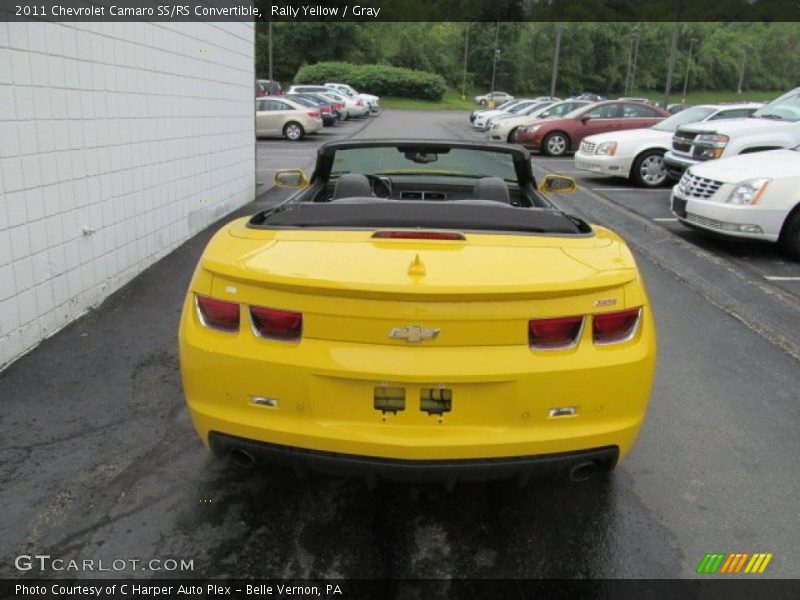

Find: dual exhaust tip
<box><xmin>225</xmin><ymin>448</ymin><xmax>602</xmax><ymax>484</ymax></box>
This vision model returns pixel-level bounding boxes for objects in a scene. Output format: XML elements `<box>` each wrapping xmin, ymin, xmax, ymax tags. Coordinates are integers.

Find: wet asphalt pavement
<box><xmin>1</xmin><ymin>110</ymin><xmax>799</xmax><ymax>580</ymax></box>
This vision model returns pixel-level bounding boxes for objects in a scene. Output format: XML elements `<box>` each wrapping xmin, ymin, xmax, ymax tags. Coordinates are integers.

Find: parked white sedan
<box><xmin>574</xmin><ymin>103</ymin><xmax>762</xmax><ymax>187</ymax></box>
<box><xmin>670</xmin><ymin>147</ymin><xmax>800</xmax><ymax>259</ymax></box>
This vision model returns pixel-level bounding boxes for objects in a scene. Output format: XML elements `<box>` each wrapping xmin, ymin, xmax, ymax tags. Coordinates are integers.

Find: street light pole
<box><xmin>681</xmin><ymin>37</ymin><xmax>698</xmax><ymax>103</ymax></box>
<box><xmin>268</xmin><ymin>22</ymin><xmax>273</xmax><ymax>83</ymax></box>
<box><xmin>550</xmin><ymin>24</ymin><xmax>563</xmax><ymax>99</ymax></box>
<box><xmin>737</xmin><ymin>44</ymin><xmax>752</xmax><ymax>95</ymax></box>
<box><xmin>461</xmin><ymin>22</ymin><xmax>470</xmax><ymax>100</ymax></box>
<box><xmin>663</xmin><ymin>22</ymin><xmax>680</xmax><ymax>108</ymax></box>
<box><xmin>490</xmin><ymin>21</ymin><xmax>500</xmax><ymax>106</ymax></box>
<box><xmin>630</xmin><ymin>27</ymin><xmax>640</xmax><ymax>95</ymax></box>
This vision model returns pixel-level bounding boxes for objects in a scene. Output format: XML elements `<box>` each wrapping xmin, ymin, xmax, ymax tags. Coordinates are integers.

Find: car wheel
<box><xmin>542</xmin><ymin>132</ymin><xmax>569</xmax><ymax>157</ymax></box>
<box><xmin>479</xmin><ymin>99</ymin><xmax>487</xmax><ymax>106</ymax></box>
<box><xmin>632</xmin><ymin>150</ymin><xmax>668</xmax><ymax>187</ymax></box>
<box><xmin>283</xmin><ymin>122</ymin><xmax>304</xmax><ymax>141</ymax></box>
<box><xmin>779</xmin><ymin>209</ymin><xmax>800</xmax><ymax>261</ymax></box>
<box><xmin>507</xmin><ymin>128</ymin><xmax>519</xmax><ymax>144</ymax></box>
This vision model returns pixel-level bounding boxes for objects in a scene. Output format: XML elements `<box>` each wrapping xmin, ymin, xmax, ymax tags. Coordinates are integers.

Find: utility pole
<box><xmin>663</xmin><ymin>22</ymin><xmax>680</xmax><ymax>108</ymax></box>
<box><xmin>268</xmin><ymin>22</ymin><xmax>273</xmax><ymax>82</ymax></box>
<box><xmin>681</xmin><ymin>37</ymin><xmax>698</xmax><ymax>103</ymax></box>
<box><xmin>630</xmin><ymin>27</ymin><xmax>640</xmax><ymax>96</ymax></box>
<box><xmin>550</xmin><ymin>24</ymin><xmax>563</xmax><ymax>99</ymax></box>
<box><xmin>461</xmin><ymin>22</ymin><xmax>470</xmax><ymax>100</ymax></box>
<box><xmin>737</xmin><ymin>44</ymin><xmax>752</xmax><ymax>95</ymax></box>
<box><xmin>624</xmin><ymin>27</ymin><xmax>637</xmax><ymax>96</ymax></box>
<box><xmin>490</xmin><ymin>21</ymin><xmax>500</xmax><ymax>106</ymax></box>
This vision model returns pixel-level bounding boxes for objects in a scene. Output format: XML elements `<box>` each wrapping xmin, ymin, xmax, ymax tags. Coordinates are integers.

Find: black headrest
<box><xmin>333</xmin><ymin>173</ymin><xmax>373</xmax><ymax>199</ymax></box>
<box><xmin>472</xmin><ymin>177</ymin><xmax>510</xmax><ymax>204</ymax></box>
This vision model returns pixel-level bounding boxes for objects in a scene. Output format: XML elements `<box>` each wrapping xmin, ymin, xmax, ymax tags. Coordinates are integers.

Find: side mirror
<box><xmin>538</xmin><ymin>174</ymin><xmax>578</xmax><ymax>194</ymax></box>
<box><xmin>274</xmin><ymin>169</ymin><xmax>309</xmax><ymax>188</ymax></box>
<box><xmin>581</xmin><ymin>116</ymin><xmax>590</xmax><ymax>123</ymax></box>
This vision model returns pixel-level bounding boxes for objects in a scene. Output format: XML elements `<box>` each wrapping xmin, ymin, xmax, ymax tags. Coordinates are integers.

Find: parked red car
<box><xmin>515</xmin><ymin>100</ymin><xmax>670</xmax><ymax>156</ymax></box>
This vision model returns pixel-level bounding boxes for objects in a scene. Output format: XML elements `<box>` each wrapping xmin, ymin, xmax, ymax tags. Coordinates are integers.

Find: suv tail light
<box><xmin>593</xmin><ymin>308</ymin><xmax>641</xmax><ymax>345</ymax></box>
<box><xmin>307</xmin><ymin>110</ymin><xmax>320</xmax><ymax>118</ymax></box>
<box><xmin>250</xmin><ymin>306</ymin><xmax>303</xmax><ymax>341</ymax></box>
<box><xmin>529</xmin><ymin>316</ymin><xmax>584</xmax><ymax>350</ymax></box>
<box><xmin>322</xmin><ymin>105</ymin><xmax>331</xmax><ymax>114</ymax></box>
<box><xmin>196</xmin><ymin>296</ymin><xmax>239</xmax><ymax>332</ymax></box>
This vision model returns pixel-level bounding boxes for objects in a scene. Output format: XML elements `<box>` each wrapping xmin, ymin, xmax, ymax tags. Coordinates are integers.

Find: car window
<box><xmin>623</xmin><ymin>104</ymin><xmax>660</xmax><ymax>118</ymax></box>
<box><xmin>264</xmin><ymin>100</ymin><xmax>291</xmax><ymax>111</ymax></box>
<box><xmin>709</xmin><ymin>108</ymin><xmax>756</xmax><ymax>120</ymax></box>
<box><xmin>752</xmin><ymin>90</ymin><xmax>800</xmax><ymax>122</ymax></box>
<box><xmin>586</xmin><ymin>103</ymin><xmax>625</xmax><ymax>119</ymax></box>
<box><xmin>256</xmin><ymin>99</ymin><xmax>267</xmax><ymax>111</ymax></box>
<box><xmin>652</xmin><ymin>106</ymin><xmax>716</xmax><ymax>131</ymax></box>
<box><xmin>544</xmin><ymin>101</ymin><xmax>587</xmax><ymax>117</ymax></box>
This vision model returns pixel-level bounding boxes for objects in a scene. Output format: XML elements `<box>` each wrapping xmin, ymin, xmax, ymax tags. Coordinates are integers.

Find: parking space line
<box><xmin>653</xmin><ymin>218</ymin><xmax>679</xmax><ymax>222</ymax></box>
<box><xmin>764</xmin><ymin>276</ymin><xmax>800</xmax><ymax>282</ymax></box>
<box><xmin>591</xmin><ymin>188</ymin><xmax>671</xmax><ymax>193</ymax></box>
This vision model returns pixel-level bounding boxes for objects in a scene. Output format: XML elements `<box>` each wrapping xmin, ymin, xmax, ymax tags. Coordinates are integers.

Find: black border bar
<box><xmin>1</xmin><ymin>0</ymin><xmax>799</xmax><ymax>22</ymax></box>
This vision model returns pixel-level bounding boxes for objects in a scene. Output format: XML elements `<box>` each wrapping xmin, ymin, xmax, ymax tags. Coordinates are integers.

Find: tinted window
<box><xmin>623</xmin><ymin>104</ymin><xmax>660</xmax><ymax>118</ymax></box>
<box><xmin>586</xmin><ymin>103</ymin><xmax>625</xmax><ymax>119</ymax></box>
<box><xmin>264</xmin><ymin>100</ymin><xmax>291</xmax><ymax>111</ymax></box>
<box><xmin>709</xmin><ymin>108</ymin><xmax>756</xmax><ymax>120</ymax></box>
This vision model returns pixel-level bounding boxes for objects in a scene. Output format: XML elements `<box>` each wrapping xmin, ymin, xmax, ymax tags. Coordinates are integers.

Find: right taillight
<box><xmin>196</xmin><ymin>295</ymin><xmax>240</xmax><ymax>332</ymax></box>
<box><xmin>250</xmin><ymin>306</ymin><xmax>303</xmax><ymax>341</ymax></box>
<box><xmin>593</xmin><ymin>308</ymin><xmax>642</xmax><ymax>345</ymax></box>
<box><xmin>529</xmin><ymin>316</ymin><xmax>584</xmax><ymax>350</ymax></box>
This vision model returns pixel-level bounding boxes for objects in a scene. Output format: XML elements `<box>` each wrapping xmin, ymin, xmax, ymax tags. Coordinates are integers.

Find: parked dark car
<box><xmin>286</xmin><ymin>94</ymin><xmax>337</xmax><ymax>126</ymax></box>
<box><xmin>255</xmin><ymin>79</ymin><xmax>283</xmax><ymax>97</ymax></box>
<box><xmin>298</xmin><ymin>93</ymin><xmax>345</xmax><ymax>123</ymax></box>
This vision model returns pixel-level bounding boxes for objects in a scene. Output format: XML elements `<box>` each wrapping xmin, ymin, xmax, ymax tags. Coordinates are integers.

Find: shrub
<box><xmin>294</xmin><ymin>62</ymin><xmax>446</xmax><ymax>101</ymax></box>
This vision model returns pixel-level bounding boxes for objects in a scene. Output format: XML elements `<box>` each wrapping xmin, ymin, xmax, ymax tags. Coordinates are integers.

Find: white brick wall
<box><xmin>0</xmin><ymin>21</ymin><xmax>255</xmax><ymax>368</ymax></box>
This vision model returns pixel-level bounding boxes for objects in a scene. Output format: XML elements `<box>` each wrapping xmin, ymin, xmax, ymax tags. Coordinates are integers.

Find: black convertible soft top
<box><xmin>249</xmin><ymin>201</ymin><xmax>592</xmax><ymax>235</ymax></box>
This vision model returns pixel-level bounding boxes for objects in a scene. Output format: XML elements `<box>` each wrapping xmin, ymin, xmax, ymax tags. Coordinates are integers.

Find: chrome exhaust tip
<box><xmin>228</xmin><ymin>448</ymin><xmax>256</xmax><ymax>469</ymax></box>
<box><xmin>568</xmin><ymin>461</ymin><xmax>599</xmax><ymax>483</ymax></box>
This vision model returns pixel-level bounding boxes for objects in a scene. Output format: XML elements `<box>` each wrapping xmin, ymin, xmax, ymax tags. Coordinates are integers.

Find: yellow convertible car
<box><xmin>179</xmin><ymin>140</ymin><xmax>656</xmax><ymax>485</ymax></box>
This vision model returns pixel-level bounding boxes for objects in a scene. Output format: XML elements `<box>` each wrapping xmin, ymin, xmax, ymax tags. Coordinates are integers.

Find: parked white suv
<box><xmin>664</xmin><ymin>88</ymin><xmax>800</xmax><ymax>179</ymax></box>
<box><xmin>670</xmin><ymin>146</ymin><xmax>800</xmax><ymax>259</ymax></box>
<box><xmin>574</xmin><ymin>103</ymin><xmax>762</xmax><ymax>187</ymax></box>
<box><xmin>324</xmin><ymin>83</ymin><xmax>380</xmax><ymax>113</ymax></box>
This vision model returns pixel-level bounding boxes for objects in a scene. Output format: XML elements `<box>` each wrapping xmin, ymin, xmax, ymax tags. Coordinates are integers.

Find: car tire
<box><xmin>479</xmin><ymin>99</ymin><xmax>487</xmax><ymax>106</ymax></box>
<box><xmin>507</xmin><ymin>128</ymin><xmax>519</xmax><ymax>144</ymax></box>
<box><xmin>283</xmin><ymin>122</ymin><xmax>305</xmax><ymax>141</ymax></box>
<box><xmin>779</xmin><ymin>209</ymin><xmax>800</xmax><ymax>261</ymax></box>
<box><xmin>542</xmin><ymin>132</ymin><xmax>570</xmax><ymax>157</ymax></box>
<box><xmin>631</xmin><ymin>150</ymin><xmax>668</xmax><ymax>187</ymax></box>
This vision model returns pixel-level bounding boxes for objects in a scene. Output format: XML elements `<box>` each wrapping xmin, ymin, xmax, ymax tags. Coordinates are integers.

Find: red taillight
<box><xmin>250</xmin><ymin>306</ymin><xmax>303</xmax><ymax>341</ymax></box>
<box><xmin>529</xmin><ymin>316</ymin><xmax>584</xmax><ymax>349</ymax></box>
<box><xmin>372</xmin><ymin>231</ymin><xmax>466</xmax><ymax>241</ymax></box>
<box><xmin>196</xmin><ymin>295</ymin><xmax>239</xmax><ymax>332</ymax></box>
<box><xmin>307</xmin><ymin>110</ymin><xmax>320</xmax><ymax>118</ymax></box>
<box><xmin>593</xmin><ymin>308</ymin><xmax>641</xmax><ymax>345</ymax></box>
<box><xmin>322</xmin><ymin>105</ymin><xmax>331</xmax><ymax>114</ymax></box>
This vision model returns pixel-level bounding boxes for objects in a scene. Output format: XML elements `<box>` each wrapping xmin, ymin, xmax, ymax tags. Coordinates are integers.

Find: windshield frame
<box><xmin>751</xmin><ymin>90</ymin><xmax>800</xmax><ymax>122</ymax></box>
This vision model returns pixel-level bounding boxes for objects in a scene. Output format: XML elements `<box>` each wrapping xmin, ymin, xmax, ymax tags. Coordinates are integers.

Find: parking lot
<box><xmin>3</xmin><ymin>109</ymin><xmax>800</xmax><ymax>581</ymax></box>
<box><xmin>456</xmin><ymin>122</ymin><xmax>800</xmax><ymax>299</ymax></box>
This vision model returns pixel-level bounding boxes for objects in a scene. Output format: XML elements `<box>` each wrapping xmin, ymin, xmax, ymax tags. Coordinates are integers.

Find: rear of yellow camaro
<box><xmin>179</xmin><ymin>218</ymin><xmax>656</xmax><ymax>482</ymax></box>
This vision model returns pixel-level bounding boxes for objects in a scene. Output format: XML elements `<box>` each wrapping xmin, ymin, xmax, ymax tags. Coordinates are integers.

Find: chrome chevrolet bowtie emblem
<box><xmin>388</xmin><ymin>325</ymin><xmax>440</xmax><ymax>343</ymax></box>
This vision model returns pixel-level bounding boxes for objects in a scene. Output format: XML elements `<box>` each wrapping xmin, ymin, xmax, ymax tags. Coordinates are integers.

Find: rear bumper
<box><xmin>574</xmin><ymin>150</ymin><xmax>632</xmax><ymax>177</ymax></box>
<box><xmin>209</xmin><ymin>432</ymin><xmax>619</xmax><ymax>483</ymax></box>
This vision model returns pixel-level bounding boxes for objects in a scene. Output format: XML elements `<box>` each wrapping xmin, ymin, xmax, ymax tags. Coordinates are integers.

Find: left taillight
<box><xmin>250</xmin><ymin>306</ymin><xmax>303</xmax><ymax>341</ymax></box>
<box><xmin>307</xmin><ymin>110</ymin><xmax>320</xmax><ymax>118</ymax></box>
<box><xmin>593</xmin><ymin>308</ymin><xmax>641</xmax><ymax>345</ymax></box>
<box><xmin>196</xmin><ymin>295</ymin><xmax>240</xmax><ymax>332</ymax></box>
<box><xmin>529</xmin><ymin>316</ymin><xmax>584</xmax><ymax>350</ymax></box>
